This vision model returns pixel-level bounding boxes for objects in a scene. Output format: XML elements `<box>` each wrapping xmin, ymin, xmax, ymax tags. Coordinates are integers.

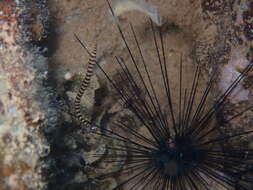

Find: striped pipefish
<box><xmin>74</xmin><ymin>43</ymin><xmax>97</xmax><ymax>129</ymax></box>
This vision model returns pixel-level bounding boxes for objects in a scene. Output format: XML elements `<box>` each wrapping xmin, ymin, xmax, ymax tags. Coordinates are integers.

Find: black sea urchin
<box><xmin>74</xmin><ymin>1</ymin><xmax>253</xmax><ymax>189</ymax></box>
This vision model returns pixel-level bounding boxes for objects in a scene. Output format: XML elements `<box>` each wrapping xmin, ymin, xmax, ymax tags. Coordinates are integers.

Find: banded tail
<box><xmin>74</xmin><ymin>44</ymin><xmax>97</xmax><ymax>127</ymax></box>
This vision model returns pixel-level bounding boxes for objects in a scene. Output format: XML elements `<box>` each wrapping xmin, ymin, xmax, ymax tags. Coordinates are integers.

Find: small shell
<box><xmin>112</xmin><ymin>0</ymin><xmax>162</xmax><ymax>25</ymax></box>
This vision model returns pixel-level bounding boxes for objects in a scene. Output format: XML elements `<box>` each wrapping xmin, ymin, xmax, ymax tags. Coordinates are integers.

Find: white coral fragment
<box><xmin>218</xmin><ymin>47</ymin><xmax>251</xmax><ymax>103</ymax></box>
<box><xmin>112</xmin><ymin>0</ymin><xmax>162</xmax><ymax>25</ymax></box>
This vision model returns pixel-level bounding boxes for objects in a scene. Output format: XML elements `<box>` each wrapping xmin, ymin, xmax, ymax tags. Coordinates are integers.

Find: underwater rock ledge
<box><xmin>0</xmin><ymin>0</ymin><xmax>58</xmax><ymax>189</ymax></box>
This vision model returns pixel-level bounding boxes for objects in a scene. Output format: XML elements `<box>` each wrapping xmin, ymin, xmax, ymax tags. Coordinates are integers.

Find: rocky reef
<box><xmin>197</xmin><ymin>0</ymin><xmax>253</xmax><ymax>146</ymax></box>
<box><xmin>0</xmin><ymin>0</ymin><xmax>57</xmax><ymax>189</ymax></box>
<box><xmin>0</xmin><ymin>0</ymin><xmax>252</xmax><ymax>190</ymax></box>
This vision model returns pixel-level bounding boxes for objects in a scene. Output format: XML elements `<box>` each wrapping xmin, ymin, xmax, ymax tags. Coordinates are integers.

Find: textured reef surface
<box><xmin>0</xmin><ymin>0</ymin><xmax>253</xmax><ymax>190</ymax></box>
<box><xmin>0</xmin><ymin>0</ymin><xmax>57</xmax><ymax>189</ymax></box>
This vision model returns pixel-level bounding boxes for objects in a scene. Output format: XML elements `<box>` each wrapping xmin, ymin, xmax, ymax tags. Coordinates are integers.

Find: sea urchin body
<box><xmin>75</xmin><ymin>1</ymin><xmax>253</xmax><ymax>189</ymax></box>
